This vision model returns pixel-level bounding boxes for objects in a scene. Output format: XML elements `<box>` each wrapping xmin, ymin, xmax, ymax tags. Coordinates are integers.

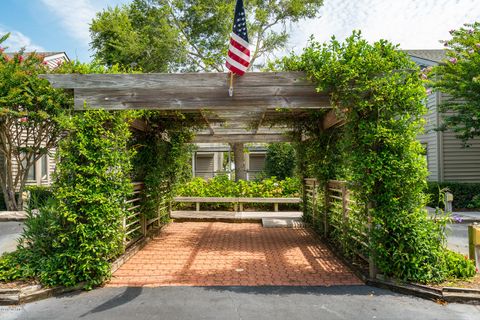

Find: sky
<box><xmin>0</xmin><ymin>0</ymin><xmax>480</xmax><ymax>62</ymax></box>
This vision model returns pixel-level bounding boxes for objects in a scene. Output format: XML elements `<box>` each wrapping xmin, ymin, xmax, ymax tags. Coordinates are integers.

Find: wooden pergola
<box><xmin>42</xmin><ymin>72</ymin><xmax>344</xmax><ymax>142</ymax></box>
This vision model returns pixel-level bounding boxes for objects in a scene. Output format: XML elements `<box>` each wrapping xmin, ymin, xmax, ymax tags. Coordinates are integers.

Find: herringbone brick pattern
<box><xmin>107</xmin><ymin>222</ymin><xmax>363</xmax><ymax>287</ymax></box>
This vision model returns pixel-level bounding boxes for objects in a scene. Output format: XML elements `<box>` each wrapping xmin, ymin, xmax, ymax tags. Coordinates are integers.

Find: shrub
<box><xmin>25</xmin><ymin>186</ymin><xmax>53</xmax><ymax>209</ymax></box>
<box><xmin>444</xmin><ymin>250</ymin><xmax>476</xmax><ymax>279</ymax></box>
<box><xmin>427</xmin><ymin>181</ymin><xmax>480</xmax><ymax>210</ymax></box>
<box><xmin>177</xmin><ymin>176</ymin><xmax>301</xmax><ymax>198</ymax></box>
<box><xmin>0</xmin><ymin>110</ymin><xmax>134</xmax><ymax>289</ymax></box>
<box><xmin>265</xmin><ymin>143</ymin><xmax>297</xmax><ymax>180</ymax></box>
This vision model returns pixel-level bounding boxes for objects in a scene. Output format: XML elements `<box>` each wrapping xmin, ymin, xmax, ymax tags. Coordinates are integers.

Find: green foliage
<box><xmin>431</xmin><ymin>22</ymin><xmax>480</xmax><ymax>143</ymax></box>
<box><xmin>25</xmin><ymin>185</ymin><xmax>53</xmax><ymax>209</ymax></box>
<box><xmin>0</xmin><ymin>34</ymin><xmax>72</xmax><ymax>210</ymax></box>
<box><xmin>444</xmin><ymin>250</ymin><xmax>477</xmax><ymax>279</ymax></box>
<box><xmin>132</xmin><ymin>112</ymin><xmax>195</xmax><ymax>221</ymax></box>
<box><xmin>273</xmin><ymin>32</ymin><xmax>474</xmax><ymax>282</ymax></box>
<box><xmin>426</xmin><ymin>181</ymin><xmax>480</xmax><ymax>209</ymax></box>
<box><xmin>90</xmin><ymin>0</ymin><xmax>324</xmax><ymax>72</ymax></box>
<box><xmin>178</xmin><ymin>175</ymin><xmax>301</xmax><ymax>198</ymax></box>
<box><xmin>264</xmin><ymin>143</ymin><xmax>296</xmax><ymax>180</ymax></box>
<box><xmin>0</xmin><ymin>110</ymin><xmax>135</xmax><ymax>288</ymax></box>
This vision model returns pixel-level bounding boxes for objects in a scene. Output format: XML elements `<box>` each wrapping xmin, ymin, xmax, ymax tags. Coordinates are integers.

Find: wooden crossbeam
<box><xmin>130</xmin><ymin>119</ymin><xmax>148</xmax><ymax>132</ymax></box>
<box><xmin>42</xmin><ymin>72</ymin><xmax>314</xmax><ymax>89</ymax></box>
<box><xmin>40</xmin><ymin>72</ymin><xmax>330</xmax><ymax>111</ymax></box>
<box><xmin>193</xmin><ymin>134</ymin><xmax>291</xmax><ymax>143</ymax></box>
<box><xmin>322</xmin><ymin>110</ymin><xmax>346</xmax><ymax>130</ymax></box>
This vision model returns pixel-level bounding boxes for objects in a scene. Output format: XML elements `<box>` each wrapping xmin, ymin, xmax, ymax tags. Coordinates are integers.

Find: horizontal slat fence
<box><xmin>123</xmin><ymin>182</ymin><xmax>145</xmax><ymax>248</ymax></box>
<box><xmin>123</xmin><ymin>182</ymin><xmax>167</xmax><ymax>249</ymax></box>
<box><xmin>304</xmin><ymin>178</ymin><xmax>377</xmax><ymax>278</ymax></box>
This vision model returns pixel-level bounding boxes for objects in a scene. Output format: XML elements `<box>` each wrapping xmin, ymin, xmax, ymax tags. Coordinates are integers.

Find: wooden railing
<box><xmin>304</xmin><ymin>178</ymin><xmax>377</xmax><ymax>278</ymax></box>
<box><xmin>123</xmin><ymin>182</ymin><xmax>145</xmax><ymax>248</ymax></box>
<box><xmin>123</xmin><ymin>182</ymin><xmax>166</xmax><ymax>249</ymax></box>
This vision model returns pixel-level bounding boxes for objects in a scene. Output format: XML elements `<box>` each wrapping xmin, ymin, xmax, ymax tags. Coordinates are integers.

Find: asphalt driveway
<box><xmin>1</xmin><ymin>286</ymin><xmax>479</xmax><ymax>320</ymax></box>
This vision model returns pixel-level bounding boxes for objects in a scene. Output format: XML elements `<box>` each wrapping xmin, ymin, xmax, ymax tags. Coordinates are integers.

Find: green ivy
<box><xmin>264</xmin><ymin>143</ymin><xmax>297</xmax><ymax>180</ymax></box>
<box><xmin>275</xmin><ymin>31</ymin><xmax>475</xmax><ymax>282</ymax></box>
<box><xmin>0</xmin><ymin>110</ymin><xmax>135</xmax><ymax>288</ymax></box>
<box><xmin>132</xmin><ymin>112</ymin><xmax>195</xmax><ymax>221</ymax></box>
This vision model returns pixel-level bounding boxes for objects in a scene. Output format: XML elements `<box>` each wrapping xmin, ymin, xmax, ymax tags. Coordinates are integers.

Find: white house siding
<box><xmin>442</xmin><ymin>130</ymin><xmax>480</xmax><ymax>182</ymax></box>
<box><xmin>418</xmin><ymin>93</ymin><xmax>439</xmax><ymax>181</ymax></box>
<box><xmin>10</xmin><ymin>130</ymin><xmax>55</xmax><ymax>189</ymax></box>
<box><xmin>247</xmin><ymin>153</ymin><xmax>266</xmax><ymax>181</ymax></box>
<box><xmin>195</xmin><ymin>153</ymin><xmax>215</xmax><ymax>179</ymax></box>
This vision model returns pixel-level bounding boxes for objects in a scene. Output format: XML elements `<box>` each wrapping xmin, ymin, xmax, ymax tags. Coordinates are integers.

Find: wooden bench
<box><xmin>173</xmin><ymin>197</ymin><xmax>302</xmax><ymax>212</ymax></box>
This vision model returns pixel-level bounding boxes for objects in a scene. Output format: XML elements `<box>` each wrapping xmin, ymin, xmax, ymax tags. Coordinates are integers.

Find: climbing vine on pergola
<box><xmin>275</xmin><ymin>32</ymin><xmax>475</xmax><ymax>282</ymax></box>
<box><xmin>0</xmin><ymin>33</ymin><xmax>475</xmax><ymax>289</ymax></box>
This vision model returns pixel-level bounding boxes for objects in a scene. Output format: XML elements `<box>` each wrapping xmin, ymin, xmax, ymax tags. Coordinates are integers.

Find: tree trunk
<box><xmin>232</xmin><ymin>143</ymin><xmax>246</xmax><ymax>181</ymax></box>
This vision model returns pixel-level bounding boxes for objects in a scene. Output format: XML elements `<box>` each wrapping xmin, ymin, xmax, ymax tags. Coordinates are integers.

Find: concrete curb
<box><xmin>0</xmin><ymin>283</ymin><xmax>85</xmax><ymax>305</ymax></box>
<box><xmin>0</xmin><ymin>211</ymin><xmax>27</xmax><ymax>222</ymax></box>
<box><xmin>367</xmin><ymin>278</ymin><xmax>480</xmax><ymax>305</ymax></box>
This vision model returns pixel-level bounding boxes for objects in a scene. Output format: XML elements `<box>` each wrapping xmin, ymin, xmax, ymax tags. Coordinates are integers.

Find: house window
<box><xmin>27</xmin><ymin>162</ymin><xmax>36</xmax><ymax>180</ymax></box>
<box><xmin>41</xmin><ymin>155</ymin><xmax>48</xmax><ymax>180</ymax></box>
<box><xmin>23</xmin><ymin>154</ymin><xmax>49</xmax><ymax>184</ymax></box>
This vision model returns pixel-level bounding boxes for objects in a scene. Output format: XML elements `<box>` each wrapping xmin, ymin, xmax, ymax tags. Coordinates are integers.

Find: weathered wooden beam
<box><xmin>41</xmin><ymin>72</ymin><xmax>314</xmax><ymax>89</ymax></box>
<box><xmin>193</xmin><ymin>134</ymin><xmax>292</xmax><ymax>143</ymax></box>
<box><xmin>129</xmin><ymin>119</ymin><xmax>148</xmax><ymax>132</ymax></box>
<box><xmin>72</xmin><ymin>88</ymin><xmax>329</xmax><ymax>110</ymax></box>
<box><xmin>40</xmin><ymin>72</ymin><xmax>331</xmax><ymax>111</ymax></box>
<box><xmin>322</xmin><ymin>109</ymin><xmax>346</xmax><ymax>130</ymax></box>
<box><xmin>199</xmin><ymin>111</ymin><xmax>215</xmax><ymax>135</ymax></box>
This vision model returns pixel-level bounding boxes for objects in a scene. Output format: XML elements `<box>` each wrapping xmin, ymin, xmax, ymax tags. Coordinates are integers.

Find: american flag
<box><xmin>226</xmin><ymin>0</ymin><xmax>250</xmax><ymax>76</ymax></box>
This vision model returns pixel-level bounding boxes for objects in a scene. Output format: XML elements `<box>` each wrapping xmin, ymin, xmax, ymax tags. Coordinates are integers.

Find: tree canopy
<box><xmin>0</xmin><ymin>34</ymin><xmax>72</xmax><ymax>210</ymax></box>
<box><xmin>431</xmin><ymin>21</ymin><xmax>480</xmax><ymax>143</ymax></box>
<box><xmin>90</xmin><ymin>0</ymin><xmax>324</xmax><ymax>72</ymax></box>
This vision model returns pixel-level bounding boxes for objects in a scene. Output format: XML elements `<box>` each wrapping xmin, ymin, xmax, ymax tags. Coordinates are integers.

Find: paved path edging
<box><xmin>367</xmin><ymin>278</ymin><xmax>480</xmax><ymax>305</ymax></box>
<box><xmin>0</xmin><ymin>211</ymin><xmax>27</xmax><ymax>221</ymax></box>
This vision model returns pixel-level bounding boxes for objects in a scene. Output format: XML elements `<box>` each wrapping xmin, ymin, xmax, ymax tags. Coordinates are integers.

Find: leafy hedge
<box><xmin>132</xmin><ymin>112</ymin><xmax>195</xmax><ymax>221</ymax></box>
<box><xmin>265</xmin><ymin>143</ymin><xmax>297</xmax><ymax>180</ymax></box>
<box><xmin>276</xmin><ymin>32</ymin><xmax>476</xmax><ymax>282</ymax></box>
<box><xmin>177</xmin><ymin>175</ymin><xmax>301</xmax><ymax>198</ymax></box>
<box><xmin>427</xmin><ymin>181</ymin><xmax>480</xmax><ymax>210</ymax></box>
<box><xmin>0</xmin><ymin>110</ymin><xmax>134</xmax><ymax>288</ymax></box>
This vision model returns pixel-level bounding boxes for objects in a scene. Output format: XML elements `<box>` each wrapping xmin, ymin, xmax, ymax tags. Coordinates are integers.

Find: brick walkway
<box><xmin>108</xmin><ymin>222</ymin><xmax>363</xmax><ymax>287</ymax></box>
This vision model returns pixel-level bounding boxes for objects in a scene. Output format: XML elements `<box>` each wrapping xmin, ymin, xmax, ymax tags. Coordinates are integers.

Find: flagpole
<box><xmin>229</xmin><ymin>72</ymin><xmax>234</xmax><ymax>97</ymax></box>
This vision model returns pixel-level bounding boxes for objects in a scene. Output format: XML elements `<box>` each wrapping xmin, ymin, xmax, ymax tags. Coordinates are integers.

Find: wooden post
<box><xmin>468</xmin><ymin>223</ymin><xmax>480</xmax><ymax>269</ymax></box>
<box><xmin>341</xmin><ymin>185</ymin><xmax>349</xmax><ymax>243</ymax></box>
<box><xmin>239</xmin><ymin>203</ymin><xmax>244</xmax><ymax>212</ymax></box>
<box><xmin>324</xmin><ymin>182</ymin><xmax>329</xmax><ymax>237</ymax></box>
<box><xmin>274</xmin><ymin>203</ymin><xmax>279</xmax><ymax>212</ymax></box>
<box><xmin>122</xmin><ymin>215</ymin><xmax>127</xmax><ymax>249</ymax></box>
<box><xmin>312</xmin><ymin>181</ymin><xmax>317</xmax><ymax>226</ymax></box>
<box><xmin>196</xmin><ymin>202</ymin><xmax>200</xmax><ymax>212</ymax></box>
<box><xmin>141</xmin><ymin>214</ymin><xmax>147</xmax><ymax>237</ymax></box>
<box><xmin>367</xmin><ymin>202</ymin><xmax>378</xmax><ymax>279</ymax></box>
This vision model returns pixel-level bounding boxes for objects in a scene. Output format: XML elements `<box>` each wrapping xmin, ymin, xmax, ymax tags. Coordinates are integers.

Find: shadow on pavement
<box><xmin>79</xmin><ymin>287</ymin><xmax>143</xmax><ymax>318</ymax></box>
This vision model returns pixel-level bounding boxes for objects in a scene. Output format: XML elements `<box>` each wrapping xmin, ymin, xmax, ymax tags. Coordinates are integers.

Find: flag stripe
<box><xmin>228</xmin><ymin>51</ymin><xmax>249</xmax><ymax>68</ymax></box>
<box><xmin>226</xmin><ymin>56</ymin><xmax>248</xmax><ymax>72</ymax></box>
<box><xmin>230</xmin><ymin>38</ymin><xmax>250</xmax><ymax>57</ymax></box>
<box><xmin>230</xmin><ymin>32</ymin><xmax>250</xmax><ymax>51</ymax></box>
<box><xmin>226</xmin><ymin>61</ymin><xmax>245</xmax><ymax>76</ymax></box>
